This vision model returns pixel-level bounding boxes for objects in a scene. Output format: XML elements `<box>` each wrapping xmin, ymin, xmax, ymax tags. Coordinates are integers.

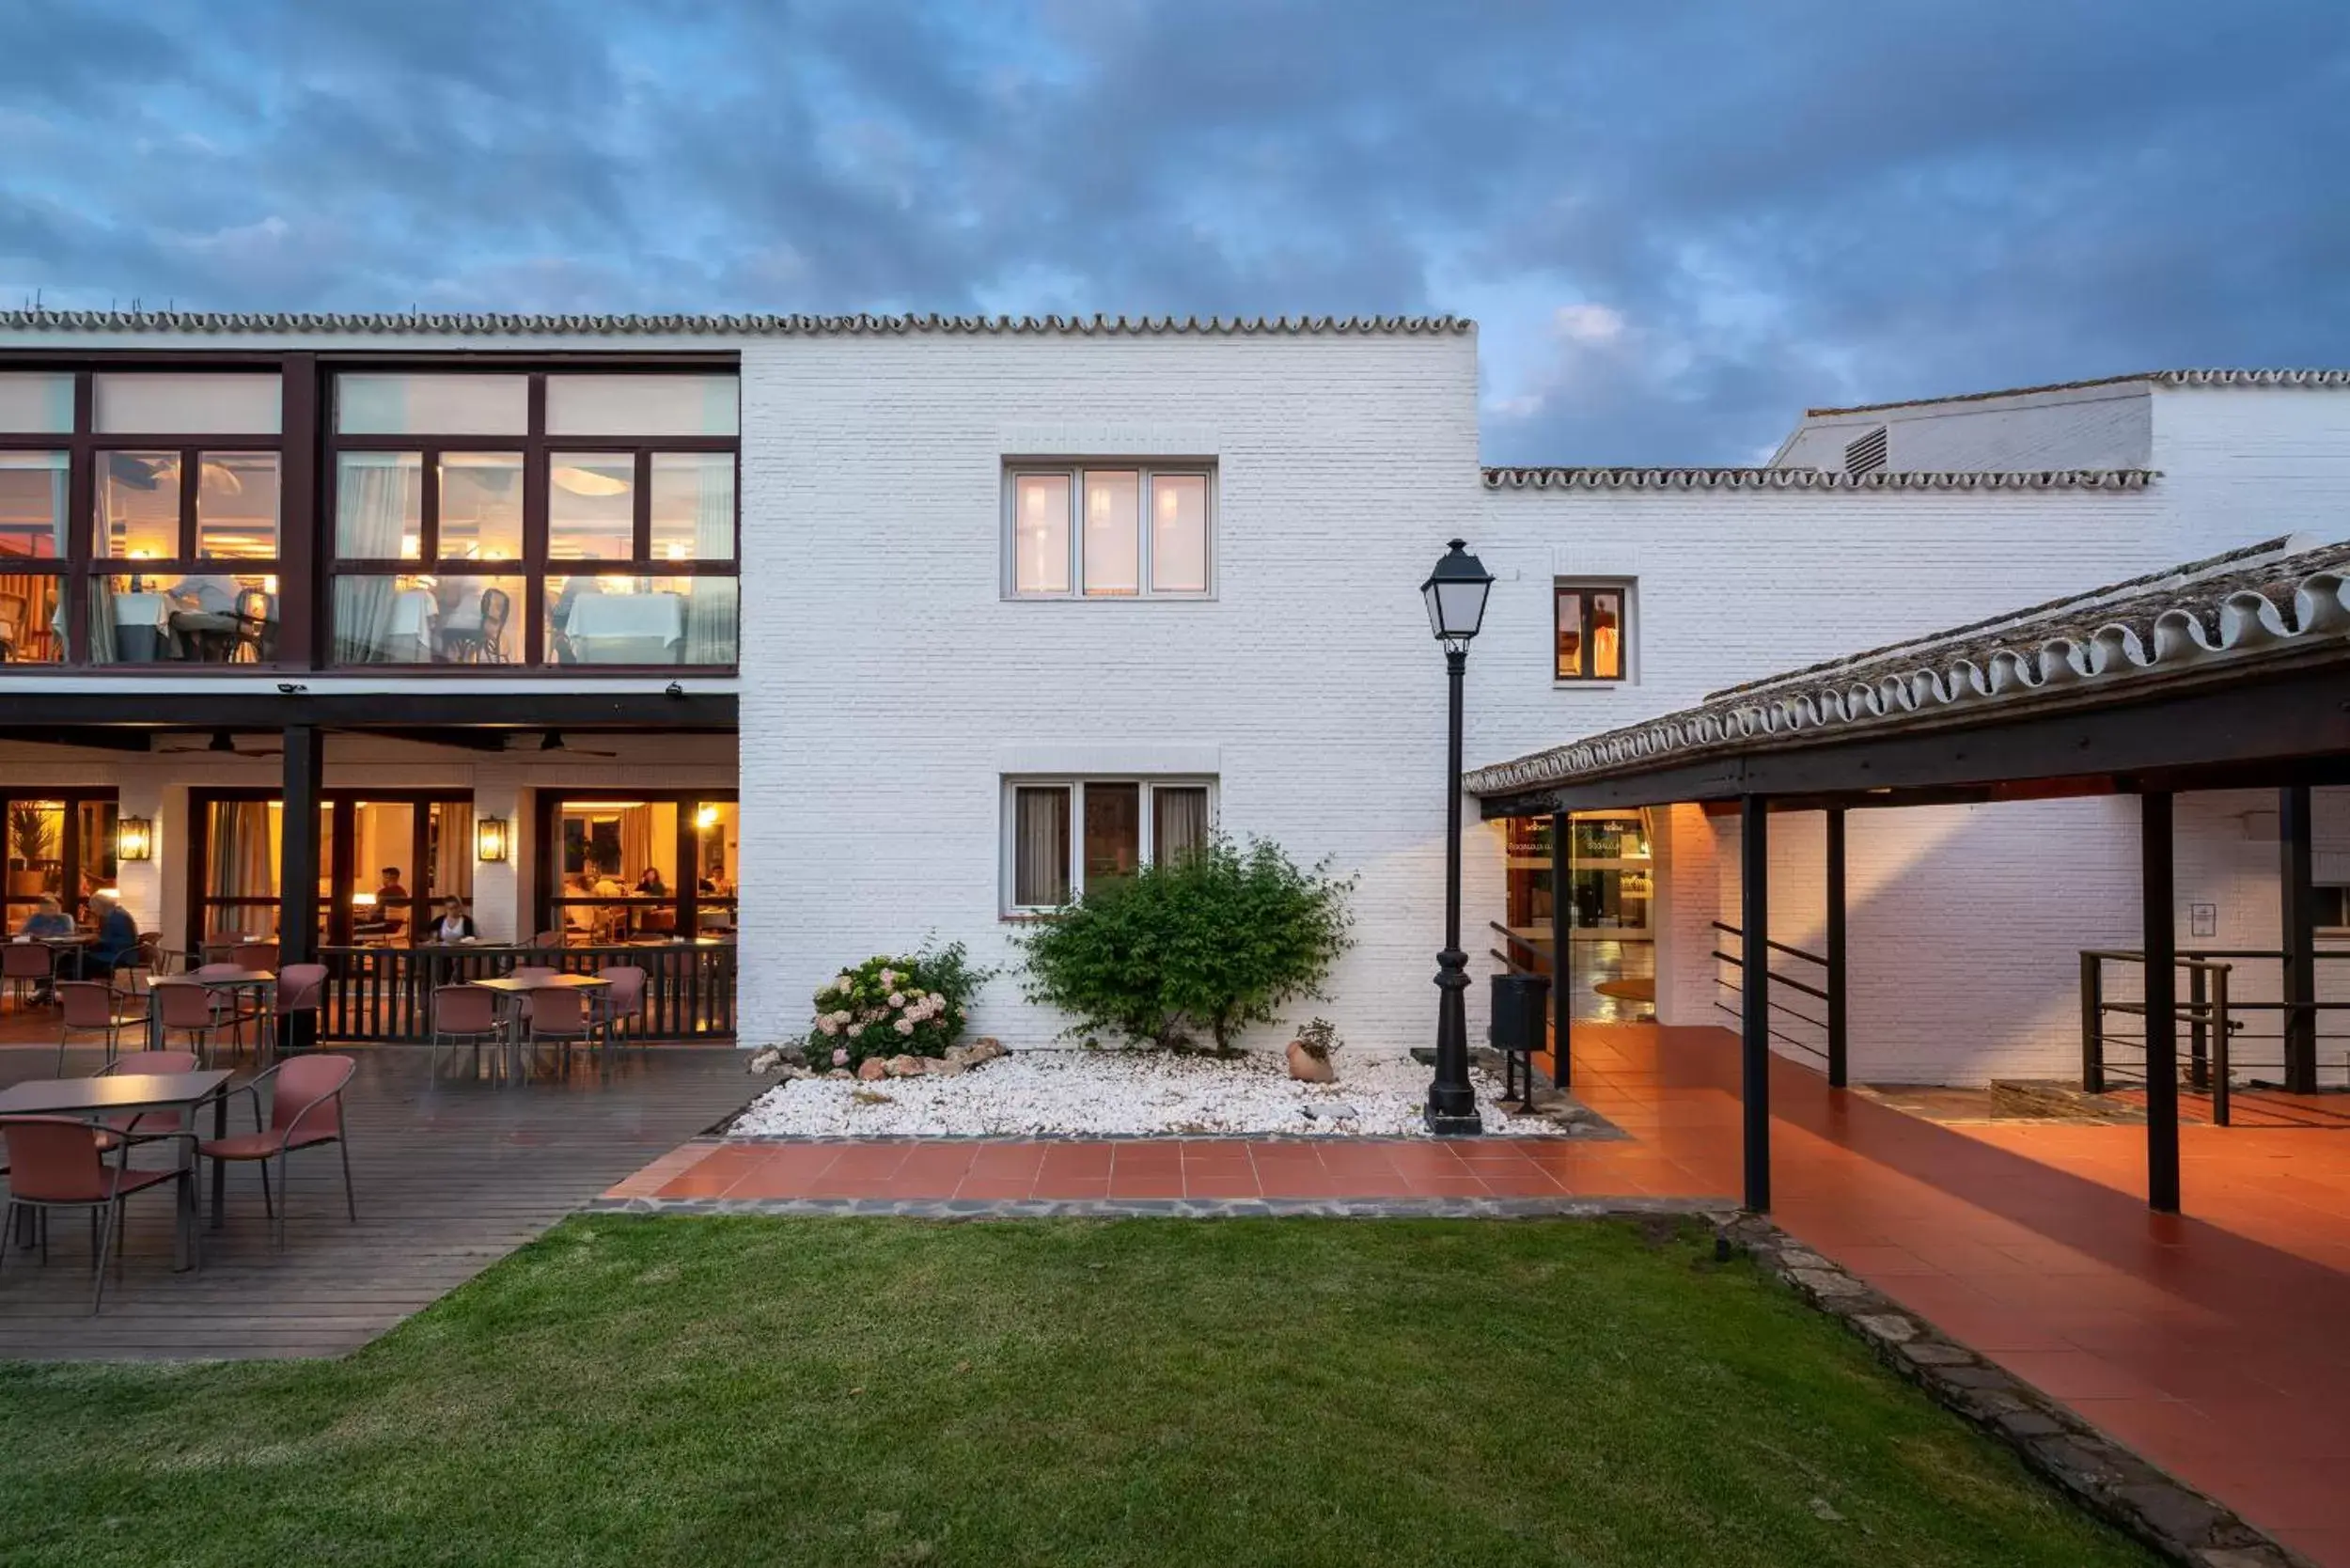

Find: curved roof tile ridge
<box><xmin>1480</xmin><ymin>466</ymin><xmax>2155</xmax><ymax>492</ymax></box>
<box><xmin>0</xmin><ymin>308</ymin><xmax>1472</xmax><ymax>338</ymax></box>
<box><xmin>1805</xmin><ymin>368</ymin><xmax>2350</xmax><ymax>416</ymax></box>
<box><xmin>1465</xmin><ymin>536</ymin><xmax>2350</xmax><ymax>799</ymax></box>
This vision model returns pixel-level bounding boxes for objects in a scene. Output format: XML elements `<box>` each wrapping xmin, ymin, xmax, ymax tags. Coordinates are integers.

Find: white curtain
<box><xmin>1153</xmin><ymin>787</ymin><xmax>1210</xmax><ymax>863</ymax></box>
<box><xmin>335</xmin><ymin>455</ymin><xmax>410</xmax><ymax>663</ymax></box>
<box><xmin>1014</xmin><ymin>788</ymin><xmax>1070</xmax><ymax>906</ymax></box>
<box><xmin>685</xmin><ymin>456</ymin><xmax>735</xmax><ymax>664</ymax></box>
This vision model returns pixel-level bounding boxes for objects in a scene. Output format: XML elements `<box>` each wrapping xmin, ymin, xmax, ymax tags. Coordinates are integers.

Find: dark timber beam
<box><xmin>1741</xmin><ymin>794</ymin><xmax>1772</xmax><ymax>1214</ymax></box>
<box><xmin>1476</xmin><ymin>660</ymin><xmax>2350</xmax><ymax>820</ymax></box>
<box><xmin>2142</xmin><ymin>791</ymin><xmax>2180</xmax><ymax>1214</ymax></box>
<box><xmin>0</xmin><ymin>728</ymin><xmax>152</xmax><ymax>752</ymax></box>
<box><xmin>1551</xmin><ymin>810</ymin><xmax>1571</xmax><ymax>1090</ymax></box>
<box><xmin>367</xmin><ymin>728</ymin><xmax>519</xmax><ymax>752</ymax></box>
<box><xmin>0</xmin><ymin>691</ymin><xmax>737</xmax><ymax>730</ymax></box>
<box><xmin>2280</xmin><ymin>784</ymin><xmax>2318</xmax><ymax>1094</ymax></box>
<box><xmin>278</xmin><ymin>726</ymin><xmax>325</xmax><ymax>973</ymax></box>
<box><xmin>1825</xmin><ymin>807</ymin><xmax>1849</xmax><ymax>1090</ymax></box>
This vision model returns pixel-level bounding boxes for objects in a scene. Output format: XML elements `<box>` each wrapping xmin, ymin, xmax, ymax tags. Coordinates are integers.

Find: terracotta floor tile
<box><xmin>1105</xmin><ymin>1172</ymin><xmax>1185</xmax><ymax>1200</ymax></box>
<box><xmin>1183</xmin><ymin>1170</ymin><xmax>1267</xmax><ymax>1199</ymax></box>
<box><xmin>949</xmin><ymin>1177</ymin><xmax>1036</xmax><ymax>1200</ymax></box>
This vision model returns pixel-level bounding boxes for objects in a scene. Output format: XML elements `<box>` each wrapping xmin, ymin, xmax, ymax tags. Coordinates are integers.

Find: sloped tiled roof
<box><xmin>0</xmin><ymin>309</ymin><xmax>1470</xmax><ymax>339</ymax></box>
<box><xmin>1480</xmin><ymin>466</ymin><xmax>2154</xmax><ymax>492</ymax></box>
<box><xmin>1807</xmin><ymin>368</ymin><xmax>2350</xmax><ymax>417</ymax></box>
<box><xmin>1465</xmin><ymin>534</ymin><xmax>2350</xmax><ymax>798</ymax></box>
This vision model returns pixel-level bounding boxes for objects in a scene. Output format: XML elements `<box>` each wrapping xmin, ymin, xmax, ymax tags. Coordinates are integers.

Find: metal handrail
<box><xmin>1713</xmin><ymin>921</ymin><xmax>1833</xmax><ymax>1067</ymax></box>
<box><xmin>1711</xmin><ymin>921</ymin><xmax>1827</xmax><ymax>968</ymax></box>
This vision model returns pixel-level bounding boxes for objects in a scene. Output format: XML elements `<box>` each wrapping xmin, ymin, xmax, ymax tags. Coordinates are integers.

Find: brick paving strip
<box><xmin>1719</xmin><ymin>1213</ymin><xmax>2312</xmax><ymax>1568</ymax></box>
<box><xmin>586</xmin><ymin>1195</ymin><xmax>1717</xmax><ymax>1219</ymax></box>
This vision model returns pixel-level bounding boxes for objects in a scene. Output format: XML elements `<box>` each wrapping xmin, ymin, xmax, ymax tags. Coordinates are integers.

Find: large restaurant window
<box><xmin>329</xmin><ymin>371</ymin><xmax>738</xmax><ymax>667</ymax></box>
<box><xmin>540</xmin><ymin>792</ymin><xmax>738</xmax><ymax>943</ymax></box>
<box><xmin>0</xmin><ymin>789</ymin><xmax>118</xmax><ymax>930</ymax></box>
<box><xmin>190</xmin><ymin>790</ymin><xmax>475</xmax><ymax>950</ymax></box>
<box><xmin>0</xmin><ymin>369</ymin><xmax>284</xmax><ymax>666</ymax></box>
<box><xmin>1004</xmin><ymin>777</ymin><xmax>1213</xmax><ymax>912</ymax></box>
<box><xmin>1502</xmin><ymin>810</ymin><xmax>1655</xmax><ymax>960</ymax></box>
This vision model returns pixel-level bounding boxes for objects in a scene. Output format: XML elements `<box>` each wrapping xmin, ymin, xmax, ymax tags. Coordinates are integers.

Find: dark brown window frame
<box><xmin>327</xmin><ymin>368</ymin><xmax>741</xmax><ymax>673</ymax></box>
<box><xmin>0</xmin><ymin>364</ymin><xmax>291</xmax><ymax>667</ymax></box>
<box><xmin>187</xmin><ymin>785</ymin><xmax>477</xmax><ymax>952</ymax></box>
<box><xmin>0</xmin><ymin>787</ymin><xmax>119</xmax><ymax>926</ymax></box>
<box><xmin>1553</xmin><ymin>577</ymin><xmax>1632</xmax><ymax>683</ymax></box>
<box><xmin>534</xmin><ymin>788</ymin><xmax>739</xmax><ymax>942</ymax></box>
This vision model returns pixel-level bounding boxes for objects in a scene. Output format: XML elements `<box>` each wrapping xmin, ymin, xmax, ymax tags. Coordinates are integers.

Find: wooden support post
<box><xmin>2142</xmin><ymin>791</ymin><xmax>2180</xmax><ymax>1214</ymax></box>
<box><xmin>278</xmin><ymin>726</ymin><xmax>324</xmax><ymax>969</ymax></box>
<box><xmin>2280</xmin><ymin>784</ymin><xmax>2317</xmax><ymax>1094</ymax></box>
<box><xmin>1825</xmin><ymin>807</ymin><xmax>1848</xmax><ymax>1090</ymax></box>
<box><xmin>2081</xmin><ymin>950</ymin><xmax>2106</xmax><ymax>1093</ymax></box>
<box><xmin>1741</xmin><ymin>795</ymin><xmax>1772</xmax><ymax>1214</ymax></box>
<box><xmin>1550</xmin><ymin>810</ymin><xmax>1571</xmax><ymax>1089</ymax></box>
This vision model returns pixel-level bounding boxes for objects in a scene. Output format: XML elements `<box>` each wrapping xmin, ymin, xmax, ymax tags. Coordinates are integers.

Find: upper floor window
<box><xmin>1555</xmin><ymin>579</ymin><xmax>1630</xmax><ymax>682</ymax></box>
<box><xmin>1006</xmin><ymin>463</ymin><xmax>1213</xmax><ymax>599</ymax></box>
<box><xmin>0</xmin><ymin>369</ymin><xmax>284</xmax><ymax>666</ymax></box>
<box><xmin>327</xmin><ymin>371</ymin><xmax>738</xmax><ymax>668</ymax></box>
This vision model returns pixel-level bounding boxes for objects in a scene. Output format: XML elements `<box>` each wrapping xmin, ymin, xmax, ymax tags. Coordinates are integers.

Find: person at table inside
<box><xmin>167</xmin><ymin>573</ymin><xmax>246</xmax><ymax>660</ymax></box>
<box><xmin>431</xmin><ymin>896</ymin><xmax>477</xmax><ymax>943</ymax></box>
<box><xmin>375</xmin><ymin>867</ymin><xmax>410</xmax><ymax>932</ymax></box>
<box><xmin>84</xmin><ymin>892</ymin><xmax>139</xmax><ymax>980</ymax></box>
<box><xmin>634</xmin><ymin>867</ymin><xmax>666</xmax><ymax>897</ymax></box>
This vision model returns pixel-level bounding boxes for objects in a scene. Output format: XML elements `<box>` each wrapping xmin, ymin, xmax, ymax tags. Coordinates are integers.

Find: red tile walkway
<box><xmin>612</xmin><ymin>1023</ymin><xmax>2350</xmax><ymax>1565</ymax></box>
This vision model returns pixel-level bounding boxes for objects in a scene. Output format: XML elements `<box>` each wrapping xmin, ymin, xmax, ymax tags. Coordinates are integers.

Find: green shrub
<box><xmin>808</xmin><ymin>940</ymin><xmax>992</xmax><ymax>1072</ymax></box>
<box><xmin>1018</xmin><ymin>837</ymin><xmax>1355</xmax><ymax>1053</ymax></box>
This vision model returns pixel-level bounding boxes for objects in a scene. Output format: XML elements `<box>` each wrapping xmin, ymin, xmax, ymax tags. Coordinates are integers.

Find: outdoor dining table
<box><xmin>149</xmin><ymin>969</ymin><xmax>275</xmax><ymax>1222</ymax></box>
<box><xmin>0</xmin><ymin>1069</ymin><xmax>230</xmax><ymax>1268</ymax></box>
<box><xmin>469</xmin><ymin>972</ymin><xmax>611</xmax><ymax>1080</ymax></box>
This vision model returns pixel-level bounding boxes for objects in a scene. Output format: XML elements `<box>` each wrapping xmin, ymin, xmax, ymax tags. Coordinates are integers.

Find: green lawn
<box><xmin>0</xmin><ymin>1216</ymin><xmax>2152</xmax><ymax>1567</ymax></box>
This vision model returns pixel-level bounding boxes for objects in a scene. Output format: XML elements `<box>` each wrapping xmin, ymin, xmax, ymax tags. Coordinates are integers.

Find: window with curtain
<box><xmin>1004</xmin><ymin>778</ymin><xmax>1215</xmax><ymax>912</ymax></box>
<box><xmin>1006</xmin><ymin>463</ymin><xmax>1214</xmax><ymax>599</ymax></box>
<box><xmin>544</xmin><ymin>792</ymin><xmax>735</xmax><ymax>944</ymax></box>
<box><xmin>1555</xmin><ymin>580</ymin><xmax>1632</xmax><ymax>682</ymax></box>
<box><xmin>0</xmin><ymin>369</ymin><xmax>283</xmax><ymax>667</ymax></box>
<box><xmin>327</xmin><ymin>370</ymin><xmax>738</xmax><ymax>667</ymax></box>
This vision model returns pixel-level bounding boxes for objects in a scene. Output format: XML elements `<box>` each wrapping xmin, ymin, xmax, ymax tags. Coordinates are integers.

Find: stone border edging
<box><xmin>1718</xmin><ymin>1214</ymin><xmax>2310</xmax><ymax>1568</ymax></box>
<box><xmin>585</xmin><ymin>1195</ymin><xmax>1721</xmax><ymax>1221</ymax></box>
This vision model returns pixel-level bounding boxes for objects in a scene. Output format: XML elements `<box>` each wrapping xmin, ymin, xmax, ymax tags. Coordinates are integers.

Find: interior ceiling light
<box><xmin>552</xmin><ymin>464</ymin><xmax>630</xmax><ymax>497</ymax></box>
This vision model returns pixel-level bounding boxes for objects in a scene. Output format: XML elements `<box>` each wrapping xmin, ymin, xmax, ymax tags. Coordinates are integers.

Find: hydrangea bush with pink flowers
<box><xmin>807</xmin><ymin>940</ymin><xmax>990</xmax><ymax>1071</ymax></box>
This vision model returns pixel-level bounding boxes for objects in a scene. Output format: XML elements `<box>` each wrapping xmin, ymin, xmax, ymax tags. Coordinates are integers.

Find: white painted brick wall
<box><xmin>735</xmin><ymin>333</ymin><xmax>1486</xmax><ymax>1055</ymax></box>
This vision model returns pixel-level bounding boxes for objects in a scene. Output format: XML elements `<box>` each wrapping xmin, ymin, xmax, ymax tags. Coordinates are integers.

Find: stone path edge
<box><xmin>583</xmin><ymin>1195</ymin><xmax>1726</xmax><ymax>1220</ymax></box>
<box><xmin>1718</xmin><ymin>1213</ymin><xmax>2311</xmax><ymax>1568</ymax></box>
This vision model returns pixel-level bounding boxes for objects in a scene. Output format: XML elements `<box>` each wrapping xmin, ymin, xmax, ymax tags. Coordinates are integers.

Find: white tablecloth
<box><xmin>566</xmin><ymin>594</ymin><xmax>683</xmax><ymax>643</ymax></box>
<box><xmin>111</xmin><ymin>591</ymin><xmax>171</xmax><ymax>628</ymax></box>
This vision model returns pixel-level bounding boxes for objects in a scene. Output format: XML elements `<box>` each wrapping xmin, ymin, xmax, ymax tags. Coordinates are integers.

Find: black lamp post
<box><xmin>1421</xmin><ymin>538</ymin><xmax>1495</xmax><ymax>1137</ymax></box>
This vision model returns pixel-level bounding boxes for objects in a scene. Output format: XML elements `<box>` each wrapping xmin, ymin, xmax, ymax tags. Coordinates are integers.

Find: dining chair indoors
<box><xmin>196</xmin><ymin>1054</ymin><xmax>357</xmax><ymax>1249</ymax></box>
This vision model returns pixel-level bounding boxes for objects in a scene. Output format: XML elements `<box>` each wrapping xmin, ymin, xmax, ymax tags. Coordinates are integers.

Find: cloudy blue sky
<box><xmin>4</xmin><ymin>0</ymin><xmax>2345</xmax><ymax>463</ymax></box>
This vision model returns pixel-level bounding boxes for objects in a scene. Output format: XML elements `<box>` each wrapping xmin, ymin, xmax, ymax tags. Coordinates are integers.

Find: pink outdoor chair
<box><xmin>4</xmin><ymin>942</ymin><xmax>54</xmax><ymax>1011</ymax></box>
<box><xmin>430</xmin><ymin>984</ymin><xmax>505</xmax><ymax>1074</ymax></box>
<box><xmin>196</xmin><ymin>1054</ymin><xmax>357</xmax><ymax>1249</ymax></box>
<box><xmin>153</xmin><ymin>982</ymin><xmax>237</xmax><ymax>1068</ymax></box>
<box><xmin>230</xmin><ymin>942</ymin><xmax>279</xmax><ymax>972</ymax></box>
<box><xmin>525</xmin><ymin>985</ymin><xmax>598</xmax><ymax>1064</ymax></box>
<box><xmin>591</xmin><ymin>965</ymin><xmax>648</xmax><ymax>1050</ymax></box>
<box><xmin>0</xmin><ymin>1115</ymin><xmax>190</xmax><ymax>1313</ymax></box>
<box><xmin>274</xmin><ymin>962</ymin><xmax>329</xmax><ymax>1056</ymax></box>
<box><xmin>190</xmin><ymin>964</ymin><xmax>265</xmax><ymax>1059</ymax></box>
<box><xmin>54</xmin><ymin>980</ymin><xmax>149</xmax><ymax>1073</ymax></box>
<box><xmin>88</xmin><ymin>1050</ymin><xmax>207</xmax><ymax>1155</ymax></box>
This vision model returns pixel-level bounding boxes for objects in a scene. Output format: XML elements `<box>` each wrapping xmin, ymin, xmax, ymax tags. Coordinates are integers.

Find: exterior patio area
<box><xmin>0</xmin><ymin>1043</ymin><xmax>750</xmax><ymax>1361</ymax></box>
<box><xmin>614</xmin><ymin>1022</ymin><xmax>2350</xmax><ymax>1565</ymax></box>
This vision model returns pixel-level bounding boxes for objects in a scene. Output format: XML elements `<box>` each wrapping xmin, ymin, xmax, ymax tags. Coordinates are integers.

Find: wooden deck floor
<box><xmin>0</xmin><ymin>1043</ymin><xmax>754</xmax><ymax>1361</ymax></box>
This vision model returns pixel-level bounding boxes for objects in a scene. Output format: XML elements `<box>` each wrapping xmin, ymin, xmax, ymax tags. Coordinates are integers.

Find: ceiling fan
<box><xmin>158</xmin><ymin>729</ymin><xmax>283</xmax><ymax>757</ymax></box>
<box><xmin>521</xmin><ymin>730</ymin><xmax>619</xmax><ymax>759</ymax></box>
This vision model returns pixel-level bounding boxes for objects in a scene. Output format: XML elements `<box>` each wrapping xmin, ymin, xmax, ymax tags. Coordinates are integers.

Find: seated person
<box><xmin>375</xmin><ymin>867</ymin><xmax>411</xmax><ymax>930</ymax></box>
<box><xmin>84</xmin><ymin>894</ymin><xmax>139</xmax><ymax>979</ymax></box>
<box><xmin>634</xmin><ymin>867</ymin><xmax>666</xmax><ymax>897</ymax></box>
<box><xmin>17</xmin><ymin>896</ymin><xmax>73</xmax><ymax>940</ymax></box>
<box><xmin>167</xmin><ymin>573</ymin><xmax>247</xmax><ymax>661</ymax></box>
<box><xmin>430</xmin><ymin>896</ymin><xmax>477</xmax><ymax>943</ymax></box>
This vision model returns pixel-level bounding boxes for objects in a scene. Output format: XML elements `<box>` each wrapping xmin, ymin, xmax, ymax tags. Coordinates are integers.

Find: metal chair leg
<box><xmin>339</xmin><ymin>1131</ymin><xmax>356</xmax><ymax>1222</ymax></box>
<box><xmin>257</xmin><ymin>1157</ymin><xmax>274</xmax><ymax>1219</ymax></box>
<box><xmin>90</xmin><ymin>1200</ymin><xmax>115</xmax><ymax>1314</ymax></box>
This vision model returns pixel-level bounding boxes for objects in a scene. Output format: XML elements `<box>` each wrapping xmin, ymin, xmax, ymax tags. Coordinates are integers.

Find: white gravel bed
<box><xmin>728</xmin><ymin>1049</ymin><xmax>1567</xmax><ymax>1138</ymax></box>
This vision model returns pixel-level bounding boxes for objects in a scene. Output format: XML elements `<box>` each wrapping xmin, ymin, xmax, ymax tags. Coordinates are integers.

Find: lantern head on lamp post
<box><xmin>1421</xmin><ymin>539</ymin><xmax>1493</xmax><ymax>1136</ymax></box>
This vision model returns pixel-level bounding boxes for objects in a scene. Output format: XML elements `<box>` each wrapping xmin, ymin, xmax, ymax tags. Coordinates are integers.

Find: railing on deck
<box><xmin>1489</xmin><ymin>922</ymin><xmax>1548</xmax><ymax>980</ymax></box>
<box><xmin>2079</xmin><ymin>948</ymin><xmax>2350</xmax><ymax>1126</ymax></box>
<box><xmin>317</xmin><ymin>942</ymin><xmax>736</xmax><ymax>1043</ymax></box>
<box><xmin>1712</xmin><ymin>921</ymin><xmax>1838</xmax><ymax>1075</ymax></box>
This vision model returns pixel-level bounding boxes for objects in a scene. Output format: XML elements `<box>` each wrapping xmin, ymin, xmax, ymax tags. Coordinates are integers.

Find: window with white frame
<box><xmin>1006</xmin><ymin>464</ymin><xmax>1214</xmax><ymax>598</ymax></box>
<box><xmin>1004</xmin><ymin>777</ymin><xmax>1214</xmax><ymax>910</ymax></box>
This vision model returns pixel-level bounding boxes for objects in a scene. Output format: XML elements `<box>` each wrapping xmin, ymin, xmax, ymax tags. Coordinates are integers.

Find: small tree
<box><xmin>1019</xmin><ymin>836</ymin><xmax>1355</xmax><ymax>1054</ymax></box>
